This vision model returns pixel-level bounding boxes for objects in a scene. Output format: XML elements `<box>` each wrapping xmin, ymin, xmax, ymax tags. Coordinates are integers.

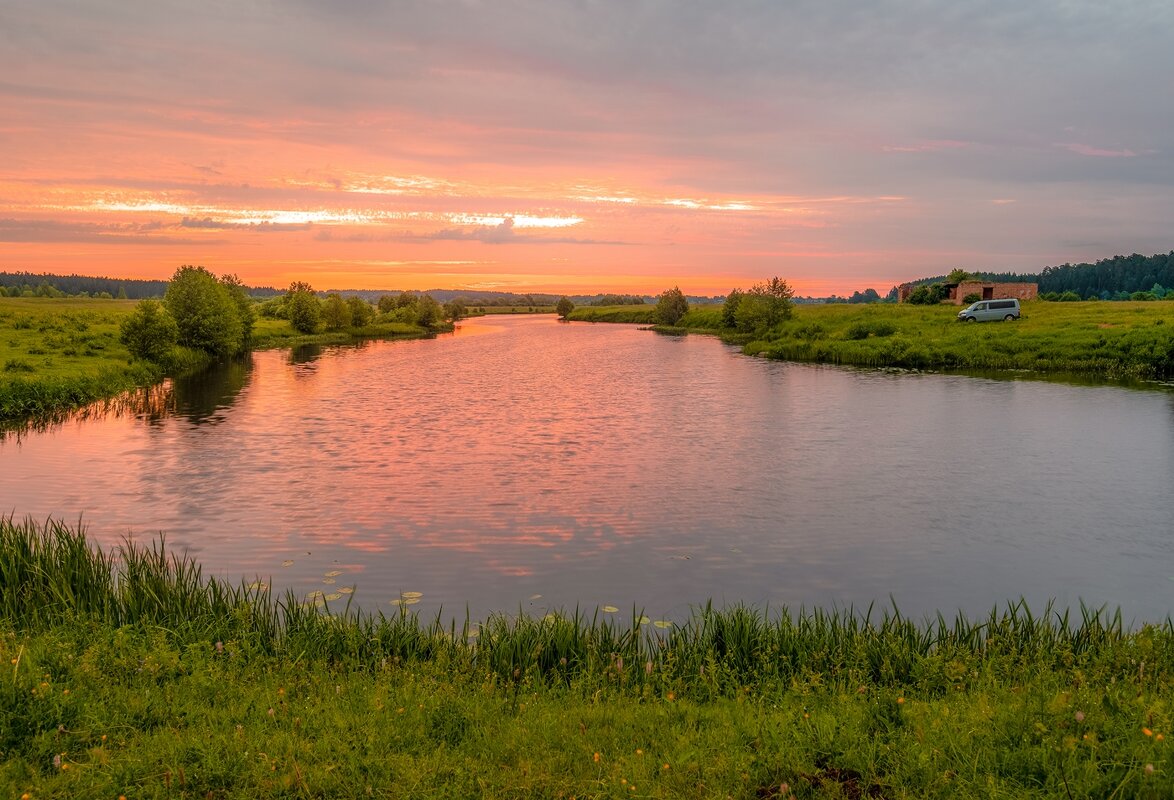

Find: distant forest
<box><xmin>0</xmin><ymin>271</ymin><xmax>281</xmax><ymax>299</ymax></box>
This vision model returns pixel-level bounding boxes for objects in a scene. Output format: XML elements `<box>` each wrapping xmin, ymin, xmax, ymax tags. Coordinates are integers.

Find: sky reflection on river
<box><xmin>2</xmin><ymin>315</ymin><xmax>1173</xmax><ymax>623</ymax></box>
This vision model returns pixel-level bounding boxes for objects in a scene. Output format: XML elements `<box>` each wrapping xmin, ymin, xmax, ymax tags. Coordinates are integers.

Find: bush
<box><xmin>322</xmin><ymin>293</ymin><xmax>350</xmax><ymax>331</ymax></box>
<box><xmin>286</xmin><ymin>282</ymin><xmax>321</xmax><ymax>334</ymax></box>
<box><xmin>119</xmin><ymin>300</ymin><xmax>179</xmax><ymax>362</ymax></box>
<box><xmin>734</xmin><ymin>277</ymin><xmax>794</xmax><ymax>333</ymax></box>
<box><xmin>416</xmin><ymin>294</ymin><xmax>444</xmax><ymax>327</ymax></box>
<box><xmin>347</xmin><ymin>296</ymin><xmax>374</xmax><ymax>326</ymax></box>
<box><xmin>721</xmin><ymin>289</ymin><xmax>743</xmax><ymax>328</ymax></box>
<box><xmin>556</xmin><ymin>297</ymin><xmax>574</xmax><ymax>319</ymax></box>
<box><xmin>962</xmin><ymin>293</ymin><xmax>982</xmax><ymax>305</ymax></box>
<box><xmin>655</xmin><ymin>287</ymin><xmax>689</xmax><ymax>325</ymax></box>
<box><xmin>163</xmin><ymin>266</ymin><xmax>248</xmax><ymax>356</ymax></box>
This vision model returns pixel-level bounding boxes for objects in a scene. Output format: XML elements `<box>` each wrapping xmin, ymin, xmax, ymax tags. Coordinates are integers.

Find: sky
<box><xmin>1</xmin><ymin>0</ymin><xmax>1172</xmax><ymax>296</ymax></box>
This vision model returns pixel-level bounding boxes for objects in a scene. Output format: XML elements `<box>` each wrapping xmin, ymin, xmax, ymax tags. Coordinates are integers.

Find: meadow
<box><xmin>572</xmin><ymin>301</ymin><xmax>1174</xmax><ymax>380</ymax></box>
<box><xmin>0</xmin><ymin>298</ymin><xmax>437</xmax><ymax>423</ymax></box>
<box><xmin>2</xmin><ymin>517</ymin><xmax>1172</xmax><ymax>798</ymax></box>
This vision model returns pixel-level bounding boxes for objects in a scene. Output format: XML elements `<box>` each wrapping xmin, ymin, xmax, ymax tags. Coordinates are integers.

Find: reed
<box><xmin>3</xmin><ymin>517</ymin><xmax>1170</xmax><ymax>696</ymax></box>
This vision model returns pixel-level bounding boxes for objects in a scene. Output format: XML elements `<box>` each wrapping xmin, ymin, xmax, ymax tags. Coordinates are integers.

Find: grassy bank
<box><xmin>753</xmin><ymin>301</ymin><xmax>1174</xmax><ymax>379</ymax></box>
<box><xmin>2</xmin><ymin>518</ymin><xmax>1172</xmax><ymax>798</ymax></box>
<box><xmin>0</xmin><ymin>298</ymin><xmax>439</xmax><ymax>423</ymax></box>
<box><xmin>573</xmin><ymin>301</ymin><xmax>1174</xmax><ymax>380</ymax></box>
<box><xmin>0</xmin><ymin>298</ymin><xmax>213</xmax><ymax>423</ymax></box>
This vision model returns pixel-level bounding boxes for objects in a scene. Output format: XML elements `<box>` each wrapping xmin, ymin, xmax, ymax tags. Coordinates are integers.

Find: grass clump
<box><xmin>2</xmin><ymin>517</ymin><xmax>1173</xmax><ymax>797</ymax></box>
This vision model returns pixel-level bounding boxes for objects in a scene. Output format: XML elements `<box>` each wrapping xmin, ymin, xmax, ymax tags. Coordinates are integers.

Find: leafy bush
<box><xmin>655</xmin><ymin>287</ymin><xmax>689</xmax><ymax>325</ymax></box>
<box><xmin>163</xmin><ymin>266</ymin><xmax>249</xmax><ymax>356</ymax></box>
<box><xmin>962</xmin><ymin>293</ymin><xmax>982</xmax><ymax>304</ymax></box>
<box><xmin>286</xmin><ymin>282</ymin><xmax>321</xmax><ymax>334</ymax></box>
<box><xmin>118</xmin><ymin>300</ymin><xmax>179</xmax><ymax>362</ymax></box>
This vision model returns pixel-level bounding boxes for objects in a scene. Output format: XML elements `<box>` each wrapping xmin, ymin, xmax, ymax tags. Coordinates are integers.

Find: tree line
<box><xmin>119</xmin><ymin>267</ymin><xmax>463</xmax><ymax>364</ymax></box>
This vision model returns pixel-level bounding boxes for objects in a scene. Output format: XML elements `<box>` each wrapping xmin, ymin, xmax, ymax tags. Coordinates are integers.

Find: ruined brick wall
<box><xmin>950</xmin><ymin>282</ymin><xmax>1038</xmax><ymax>304</ymax></box>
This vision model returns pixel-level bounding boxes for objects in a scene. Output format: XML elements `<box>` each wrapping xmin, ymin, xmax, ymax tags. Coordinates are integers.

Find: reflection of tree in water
<box><xmin>288</xmin><ymin>343</ymin><xmax>324</xmax><ymax>369</ymax></box>
<box><xmin>168</xmin><ymin>356</ymin><xmax>253</xmax><ymax>425</ymax></box>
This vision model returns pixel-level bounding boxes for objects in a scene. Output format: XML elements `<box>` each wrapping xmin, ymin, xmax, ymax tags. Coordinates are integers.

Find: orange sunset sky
<box><xmin>2</xmin><ymin>1</ymin><xmax>1172</xmax><ymax>296</ymax></box>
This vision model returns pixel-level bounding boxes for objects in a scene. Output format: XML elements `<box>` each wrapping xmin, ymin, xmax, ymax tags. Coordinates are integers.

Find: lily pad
<box><xmin>324</xmin><ymin>570</ymin><xmax>343</xmax><ymax>578</ymax></box>
<box><xmin>400</xmin><ymin>591</ymin><xmax>423</xmax><ymax>599</ymax></box>
<box><xmin>529</xmin><ymin>594</ymin><xmax>543</xmax><ymax>600</ymax></box>
<box><xmin>653</xmin><ymin>620</ymin><xmax>673</xmax><ymax>629</ymax></box>
<box><xmin>305</xmin><ymin>590</ymin><xmax>324</xmax><ymax>599</ymax></box>
<box><xmin>338</xmin><ymin>586</ymin><xmax>354</xmax><ymax>595</ymax></box>
<box><xmin>637</xmin><ymin>615</ymin><xmax>651</xmax><ymax>625</ymax></box>
<box><xmin>322</xmin><ymin>578</ymin><xmax>336</xmax><ymax>585</ymax></box>
<box><xmin>281</xmin><ymin>560</ymin><xmax>294</xmax><ymax>567</ymax></box>
<box><xmin>246</xmin><ymin>581</ymin><xmax>268</xmax><ymax>591</ymax></box>
<box><xmin>324</xmin><ymin>593</ymin><xmax>343</xmax><ymax>601</ymax></box>
<box><xmin>601</xmin><ymin>605</ymin><xmax>619</xmax><ymax>613</ymax></box>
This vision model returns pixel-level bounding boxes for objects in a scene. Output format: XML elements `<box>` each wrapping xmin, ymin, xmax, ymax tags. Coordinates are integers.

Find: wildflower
<box><xmin>593</xmin><ymin>752</ymin><xmax>601</xmax><ymax>763</ymax></box>
<box><xmin>278</xmin><ymin>687</ymin><xmax>285</xmax><ymax>696</ymax></box>
<box><xmin>267</xmin><ymin>708</ymin><xmax>275</xmax><ymax>718</ymax></box>
<box><xmin>1074</xmin><ymin>711</ymin><xmax>1085</xmax><ymax>723</ymax></box>
<box><xmin>1143</xmin><ymin>728</ymin><xmax>1153</xmax><ymax>737</ymax></box>
<box><xmin>897</xmin><ymin>697</ymin><xmax>905</xmax><ymax>705</ymax></box>
<box><xmin>636</xmin><ymin>749</ymin><xmax>643</xmax><ymax>755</ymax></box>
<box><xmin>666</xmin><ymin>691</ymin><xmax>675</xmax><ymax>701</ymax></box>
<box><xmin>663</xmin><ymin>763</ymin><xmax>670</xmax><ymax>770</ymax></box>
<box><xmin>1157</xmin><ymin>733</ymin><xmax>1165</xmax><ymax>741</ymax></box>
<box><xmin>1145</xmin><ymin>764</ymin><xmax>1154</xmax><ymax>775</ymax></box>
<box><xmin>62</xmin><ymin>689</ymin><xmax>69</xmax><ymax>695</ymax></box>
<box><xmin>215</xmin><ymin>641</ymin><xmax>223</xmax><ymax>653</ymax></box>
<box><xmin>645</xmin><ymin>660</ymin><xmax>653</xmax><ymax>676</ymax></box>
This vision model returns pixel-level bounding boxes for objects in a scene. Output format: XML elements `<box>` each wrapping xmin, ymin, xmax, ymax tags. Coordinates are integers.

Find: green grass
<box><xmin>467</xmin><ymin>305</ymin><xmax>557</xmax><ymax>315</ymax></box>
<box><xmin>567</xmin><ymin>305</ymin><xmax>660</xmax><ymax>324</ymax></box>
<box><xmin>0</xmin><ymin>298</ymin><xmax>446</xmax><ymax>423</ymax></box>
<box><xmin>573</xmin><ymin>300</ymin><xmax>1174</xmax><ymax>380</ymax></box>
<box><xmin>753</xmin><ymin>301</ymin><xmax>1174</xmax><ymax>379</ymax></box>
<box><xmin>2</xmin><ymin>517</ymin><xmax>1173</xmax><ymax>797</ymax></box>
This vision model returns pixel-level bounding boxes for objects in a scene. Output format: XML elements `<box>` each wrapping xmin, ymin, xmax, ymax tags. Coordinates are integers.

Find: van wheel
<box><xmin>1004</xmin><ymin>314</ymin><xmax>1016</xmax><ymax>321</ymax></box>
<box><xmin>966</xmin><ymin>316</ymin><xmax>977</xmax><ymax>323</ymax></box>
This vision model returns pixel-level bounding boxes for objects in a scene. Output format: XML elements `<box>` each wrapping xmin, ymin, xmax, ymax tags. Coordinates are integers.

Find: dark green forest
<box><xmin>0</xmin><ymin>271</ymin><xmax>281</xmax><ymax>299</ymax></box>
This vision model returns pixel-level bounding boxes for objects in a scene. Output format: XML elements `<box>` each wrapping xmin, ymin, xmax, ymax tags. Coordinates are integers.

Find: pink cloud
<box><xmin>1055</xmin><ymin>142</ymin><xmax>1137</xmax><ymax>158</ymax></box>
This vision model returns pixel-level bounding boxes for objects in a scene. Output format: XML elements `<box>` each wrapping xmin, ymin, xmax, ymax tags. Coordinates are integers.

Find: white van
<box><xmin>957</xmin><ymin>298</ymin><xmax>1020</xmax><ymax>322</ymax></box>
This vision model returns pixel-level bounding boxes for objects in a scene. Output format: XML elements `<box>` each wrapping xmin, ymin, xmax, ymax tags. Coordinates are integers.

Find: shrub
<box><xmin>962</xmin><ymin>293</ymin><xmax>982</xmax><ymax>305</ymax></box>
<box><xmin>347</xmin><ymin>296</ymin><xmax>374</xmax><ymax>326</ymax></box>
<box><xmin>118</xmin><ymin>300</ymin><xmax>179</xmax><ymax>362</ymax></box>
<box><xmin>734</xmin><ymin>277</ymin><xmax>794</xmax><ymax>333</ymax></box>
<box><xmin>163</xmin><ymin>266</ymin><xmax>248</xmax><ymax>356</ymax></box>
<box><xmin>655</xmin><ymin>287</ymin><xmax>689</xmax><ymax>325</ymax></box>
<box><xmin>555</xmin><ymin>297</ymin><xmax>574</xmax><ymax>319</ymax></box>
<box><xmin>322</xmin><ymin>293</ymin><xmax>350</xmax><ymax>331</ymax></box>
<box><xmin>286</xmin><ymin>282</ymin><xmax>321</xmax><ymax>334</ymax></box>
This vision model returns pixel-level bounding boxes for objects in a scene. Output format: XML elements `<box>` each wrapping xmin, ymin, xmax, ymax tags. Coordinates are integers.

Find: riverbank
<box><xmin>571</xmin><ymin>301</ymin><xmax>1174</xmax><ymax>380</ymax></box>
<box><xmin>2</xmin><ymin>517</ymin><xmax>1172</xmax><ymax>798</ymax></box>
<box><xmin>0</xmin><ymin>298</ymin><xmax>442</xmax><ymax>423</ymax></box>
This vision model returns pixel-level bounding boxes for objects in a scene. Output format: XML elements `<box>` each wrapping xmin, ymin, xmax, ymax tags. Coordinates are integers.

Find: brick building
<box><xmin>898</xmin><ymin>281</ymin><xmax>1038</xmax><ymax>304</ymax></box>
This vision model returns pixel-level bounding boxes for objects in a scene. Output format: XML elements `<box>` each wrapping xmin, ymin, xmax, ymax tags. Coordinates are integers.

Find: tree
<box><xmin>377</xmin><ymin>294</ymin><xmax>397</xmax><ymax>314</ymax></box>
<box><xmin>163</xmin><ymin>265</ymin><xmax>246</xmax><ymax>356</ymax></box>
<box><xmin>734</xmin><ymin>277</ymin><xmax>794</xmax><ymax>332</ymax></box>
<box><xmin>555</xmin><ymin>296</ymin><xmax>574</xmax><ymax>319</ymax></box>
<box><xmin>322</xmin><ymin>293</ymin><xmax>351</xmax><ymax>331</ymax></box>
<box><xmin>443</xmin><ymin>300</ymin><xmax>467</xmax><ymax>322</ymax></box>
<box><xmin>721</xmin><ymin>289</ymin><xmax>743</xmax><ymax>328</ymax></box>
<box><xmin>415</xmin><ymin>294</ymin><xmax>443</xmax><ymax>327</ymax></box>
<box><xmin>119</xmin><ymin>300</ymin><xmax>178</xmax><ymax>362</ymax></box>
<box><xmin>655</xmin><ymin>287</ymin><xmax>689</xmax><ymax>325</ymax></box>
<box><xmin>946</xmin><ymin>268</ymin><xmax>974</xmax><ymax>284</ymax></box>
<box><xmin>347</xmin><ymin>296</ymin><xmax>374</xmax><ymax>326</ymax></box>
<box><xmin>286</xmin><ymin>281</ymin><xmax>321</xmax><ymax>334</ymax></box>
<box><xmin>219</xmin><ymin>273</ymin><xmax>256</xmax><ymax>348</ymax></box>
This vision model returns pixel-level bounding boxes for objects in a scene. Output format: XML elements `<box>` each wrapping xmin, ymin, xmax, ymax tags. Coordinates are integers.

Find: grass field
<box><xmin>0</xmin><ymin>298</ymin><xmax>439</xmax><ymax>423</ymax></box>
<box><xmin>2</xmin><ymin>517</ymin><xmax>1172</xmax><ymax>798</ymax></box>
<box><xmin>571</xmin><ymin>300</ymin><xmax>1174</xmax><ymax>380</ymax></box>
<box><xmin>754</xmin><ymin>301</ymin><xmax>1174</xmax><ymax>379</ymax></box>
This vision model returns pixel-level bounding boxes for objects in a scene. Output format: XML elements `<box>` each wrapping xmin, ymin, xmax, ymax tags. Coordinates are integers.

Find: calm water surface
<box><xmin>3</xmin><ymin>315</ymin><xmax>1173</xmax><ymax>622</ymax></box>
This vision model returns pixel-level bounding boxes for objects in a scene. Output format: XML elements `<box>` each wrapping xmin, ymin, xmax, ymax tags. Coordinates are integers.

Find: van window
<box><xmin>991</xmin><ymin>300</ymin><xmax>1013</xmax><ymax>309</ymax></box>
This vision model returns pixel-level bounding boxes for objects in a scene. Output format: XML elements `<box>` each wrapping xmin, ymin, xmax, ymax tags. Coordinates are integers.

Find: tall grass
<box><xmin>4</xmin><ymin>517</ymin><xmax>1170</xmax><ymax>696</ymax></box>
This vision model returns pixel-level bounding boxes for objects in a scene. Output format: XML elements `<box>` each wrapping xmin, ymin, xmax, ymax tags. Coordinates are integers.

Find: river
<box><xmin>3</xmin><ymin>315</ymin><xmax>1172</xmax><ymax>623</ymax></box>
